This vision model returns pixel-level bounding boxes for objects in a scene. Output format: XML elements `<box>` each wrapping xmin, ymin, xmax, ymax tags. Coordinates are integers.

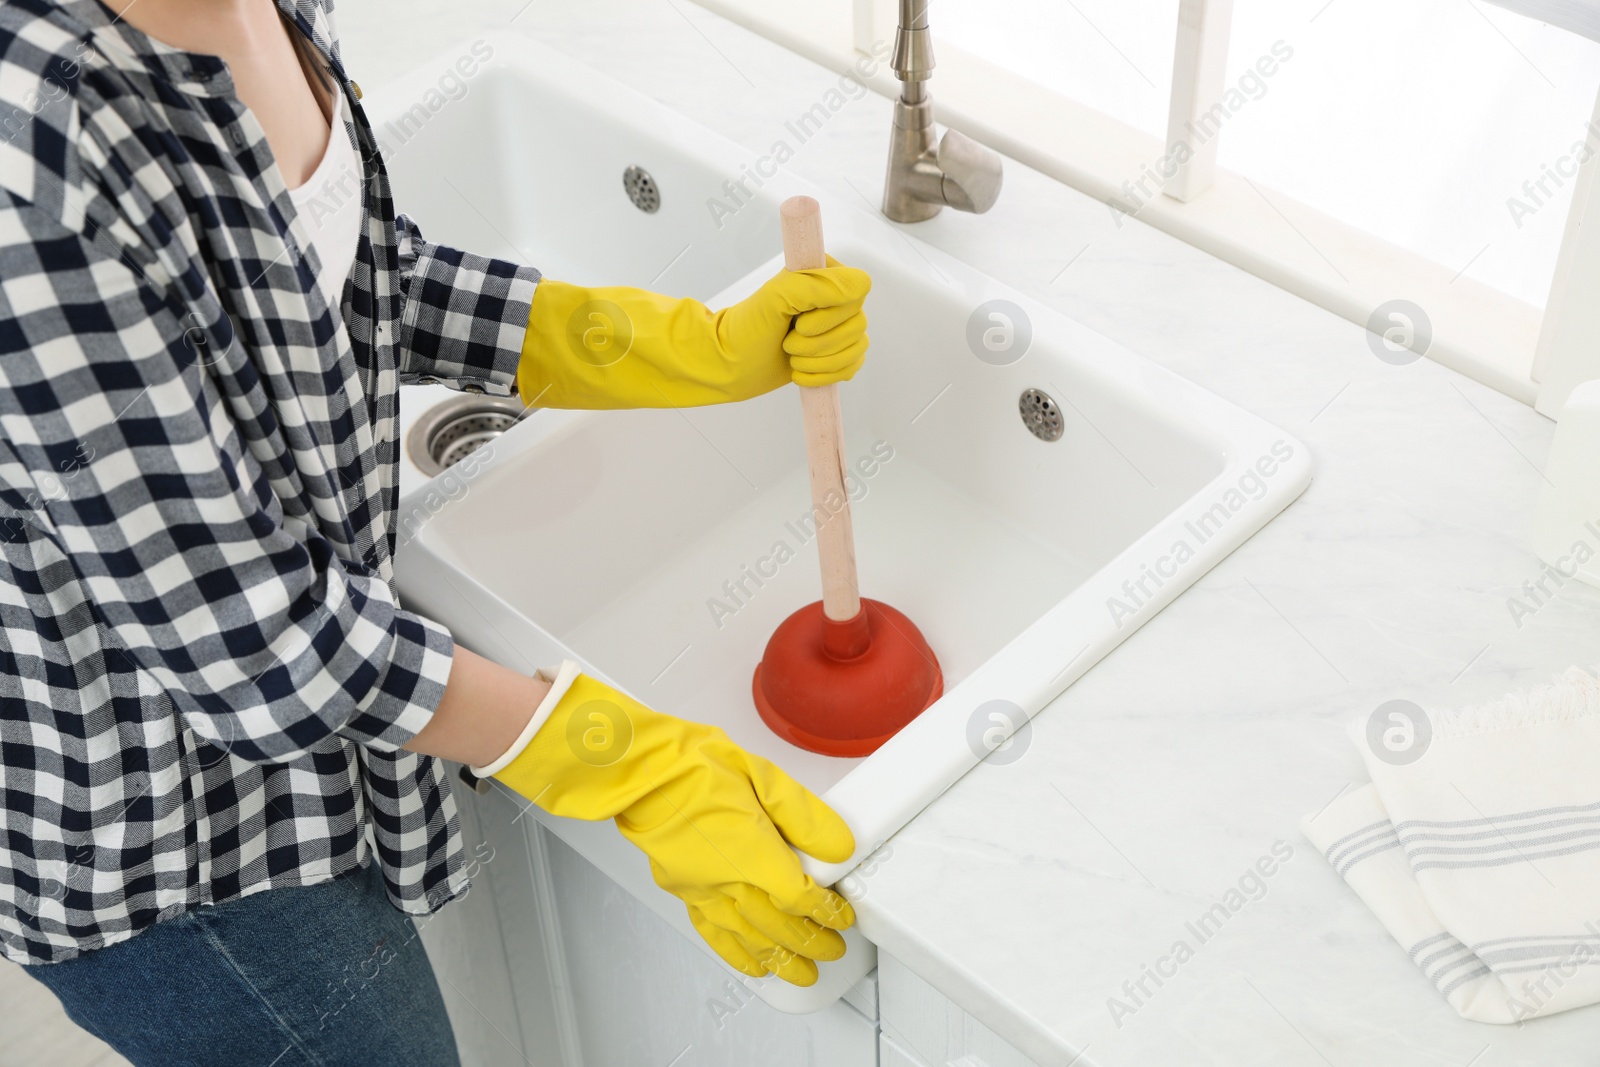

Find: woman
<box><xmin>0</xmin><ymin>1</ymin><xmax>871</xmax><ymax>1064</ymax></box>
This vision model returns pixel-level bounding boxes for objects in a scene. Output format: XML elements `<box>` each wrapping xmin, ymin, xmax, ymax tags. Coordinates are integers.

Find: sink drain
<box><xmin>1019</xmin><ymin>388</ymin><xmax>1064</xmax><ymax>442</ymax></box>
<box><xmin>623</xmin><ymin>165</ymin><xmax>660</xmax><ymax>213</ymax></box>
<box><xmin>406</xmin><ymin>395</ymin><xmax>528</xmax><ymax>478</ymax></box>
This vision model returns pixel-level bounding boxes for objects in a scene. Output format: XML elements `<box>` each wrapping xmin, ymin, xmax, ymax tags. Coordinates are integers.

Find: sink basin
<box><xmin>369</xmin><ymin>35</ymin><xmax>778</xmax><ymax>299</ymax></box>
<box><xmin>376</xmin><ymin>35</ymin><xmax>1312</xmax><ymax>1013</ymax></box>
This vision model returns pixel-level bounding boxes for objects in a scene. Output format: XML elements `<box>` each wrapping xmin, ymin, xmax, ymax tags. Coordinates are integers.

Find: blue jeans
<box><xmin>25</xmin><ymin>861</ymin><xmax>460</xmax><ymax>1067</ymax></box>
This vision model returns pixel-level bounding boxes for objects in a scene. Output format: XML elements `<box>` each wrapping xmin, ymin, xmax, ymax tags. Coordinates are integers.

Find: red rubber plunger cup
<box><xmin>752</xmin><ymin>197</ymin><xmax>943</xmax><ymax>757</ymax></box>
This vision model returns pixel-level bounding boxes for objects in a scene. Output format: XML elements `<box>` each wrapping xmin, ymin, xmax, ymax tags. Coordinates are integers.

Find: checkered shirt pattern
<box><xmin>0</xmin><ymin>0</ymin><xmax>540</xmax><ymax>963</ymax></box>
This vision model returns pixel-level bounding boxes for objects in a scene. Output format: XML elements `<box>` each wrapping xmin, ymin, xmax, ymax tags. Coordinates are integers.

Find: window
<box><xmin>940</xmin><ymin>0</ymin><xmax>1180</xmax><ymax>138</ymax></box>
<box><xmin>695</xmin><ymin>0</ymin><xmax>1600</xmax><ymax>408</ymax></box>
<box><xmin>1222</xmin><ymin>0</ymin><xmax>1600</xmax><ymax>307</ymax></box>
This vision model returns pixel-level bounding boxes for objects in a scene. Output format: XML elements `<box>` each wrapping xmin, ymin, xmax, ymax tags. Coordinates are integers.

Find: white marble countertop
<box><xmin>339</xmin><ymin>2</ymin><xmax>1600</xmax><ymax>1063</ymax></box>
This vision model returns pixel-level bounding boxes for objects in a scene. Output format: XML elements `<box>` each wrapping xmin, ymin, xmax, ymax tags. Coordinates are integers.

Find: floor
<box><xmin>0</xmin><ymin>959</ymin><xmax>130</xmax><ymax>1067</ymax></box>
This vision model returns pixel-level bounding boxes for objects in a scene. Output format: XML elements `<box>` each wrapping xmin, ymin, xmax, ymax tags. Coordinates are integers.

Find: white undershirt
<box><xmin>287</xmin><ymin>93</ymin><xmax>362</xmax><ymax>312</ymax></box>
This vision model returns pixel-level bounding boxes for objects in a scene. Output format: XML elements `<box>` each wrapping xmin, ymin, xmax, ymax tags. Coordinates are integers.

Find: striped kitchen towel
<box><xmin>1301</xmin><ymin>668</ymin><xmax>1600</xmax><ymax>1024</ymax></box>
<box><xmin>1482</xmin><ymin>1</ymin><xmax>1600</xmax><ymax>43</ymax></box>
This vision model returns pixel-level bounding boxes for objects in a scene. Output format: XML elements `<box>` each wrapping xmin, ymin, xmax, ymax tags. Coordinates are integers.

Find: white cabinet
<box><xmin>877</xmin><ymin>952</ymin><xmax>1043</xmax><ymax>1067</ymax></box>
<box><xmin>422</xmin><ymin>785</ymin><xmax>1054</xmax><ymax>1067</ymax></box>
<box><xmin>413</xmin><ymin>775</ymin><xmax>534</xmax><ymax>1067</ymax></box>
<box><xmin>423</xmin><ymin>780</ymin><xmax>879</xmax><ymax>1067</ymax></box>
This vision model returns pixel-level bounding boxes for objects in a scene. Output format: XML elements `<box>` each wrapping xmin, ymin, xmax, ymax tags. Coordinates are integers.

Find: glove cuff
<box><xmin>469</xmin><ymin>659</ymin><xmax>582</xmax><ymax>777</ymax></box>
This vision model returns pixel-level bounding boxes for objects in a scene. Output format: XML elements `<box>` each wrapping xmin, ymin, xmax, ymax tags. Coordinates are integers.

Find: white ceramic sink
<box><xmin>376</xmin><ymin>35</ymin><xmax>1312</xmax><ymax>1012</ymax></box>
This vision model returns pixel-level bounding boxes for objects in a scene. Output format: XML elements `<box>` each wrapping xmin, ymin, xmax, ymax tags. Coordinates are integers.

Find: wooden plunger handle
<box><xmin>780</xmin><ymin>196</ymin><xmax>861</xmax><ymax>623</ymax></box>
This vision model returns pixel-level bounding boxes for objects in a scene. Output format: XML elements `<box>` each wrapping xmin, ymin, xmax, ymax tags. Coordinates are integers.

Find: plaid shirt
<box><xmin>0</xmin><ymin>0</ymin><xmax>540</xmax><ymax>963</ymax></box>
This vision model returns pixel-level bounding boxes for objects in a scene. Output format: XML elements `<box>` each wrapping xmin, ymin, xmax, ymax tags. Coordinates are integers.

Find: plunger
<box><xmin>752</xmin><ymin>196</ymin><xmax>943</xmax><ymax>757</ymax></box>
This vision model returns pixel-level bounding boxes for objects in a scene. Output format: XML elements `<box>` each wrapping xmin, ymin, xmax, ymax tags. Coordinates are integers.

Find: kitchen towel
<box><xmin>1481</xmin><ymin>1</ymin><xmax>1600</xmax><ymax>43</ymax></box>
<box><xmin>1301</xmin><ymin>667</ymin><xmax>1600</xmax><ymax>1023</ymax></box>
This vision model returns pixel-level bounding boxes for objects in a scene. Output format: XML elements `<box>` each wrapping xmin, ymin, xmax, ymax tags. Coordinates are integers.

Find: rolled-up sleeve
<box><xmin>393</xmin><ymin>213</ymin><xmax>541</xmax><ymax>397</ymax></box>
<box><xmin>0</xmin><ymin>199</ymin><xmax>453</xmax><ymax>763</ymax></box>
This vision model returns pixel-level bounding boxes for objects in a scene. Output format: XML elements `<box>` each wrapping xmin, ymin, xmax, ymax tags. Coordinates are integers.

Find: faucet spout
<box><xmin>881</xmin><ymin>0</ymin><xmax>1001</xmax><ymax>222</ymax></box>
<box><xmin>891</xmin><ymin>0</ymin><xmax>933</xmax><ymax>103</ymax></box>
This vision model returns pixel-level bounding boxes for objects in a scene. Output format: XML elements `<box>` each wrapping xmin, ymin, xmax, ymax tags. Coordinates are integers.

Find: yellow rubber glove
<box><xmin>516</xmin><ymin>257</ymin><xmax>871</xmax><ymax>409</ymax></box>
<box><xmin>489</xmin><ymin>671</ymin><xmax>857</xmax><ymax>986</ymax></box>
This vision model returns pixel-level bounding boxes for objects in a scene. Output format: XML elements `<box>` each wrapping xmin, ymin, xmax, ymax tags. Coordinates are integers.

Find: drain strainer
<box><xmin>406</xmin><ymin>395</ymin><xmax>528</xmax><ymax>478</ymax></box>
<box><xmin>623</xmin><ymin>165</ymin><xmax>660</xmax><ymax>213</ymax></box>
<box><xmin>1018</xmin><ymin>388</ymin><xmax>1064</xmax><ymax>442</ymax></box>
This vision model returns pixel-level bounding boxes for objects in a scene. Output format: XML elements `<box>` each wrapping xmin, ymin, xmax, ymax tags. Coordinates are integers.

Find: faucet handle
<box><xmin>937</xmin><ymin>128</ymin><xmax>1003</xmax><ymax>214</ymax></box>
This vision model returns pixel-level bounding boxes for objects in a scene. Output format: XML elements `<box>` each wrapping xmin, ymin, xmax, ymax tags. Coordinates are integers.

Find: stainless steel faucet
<box><xmin>881</xmin><ymin>0</ymin><xmax>1003</xmax><ymax>222</ymax></box>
